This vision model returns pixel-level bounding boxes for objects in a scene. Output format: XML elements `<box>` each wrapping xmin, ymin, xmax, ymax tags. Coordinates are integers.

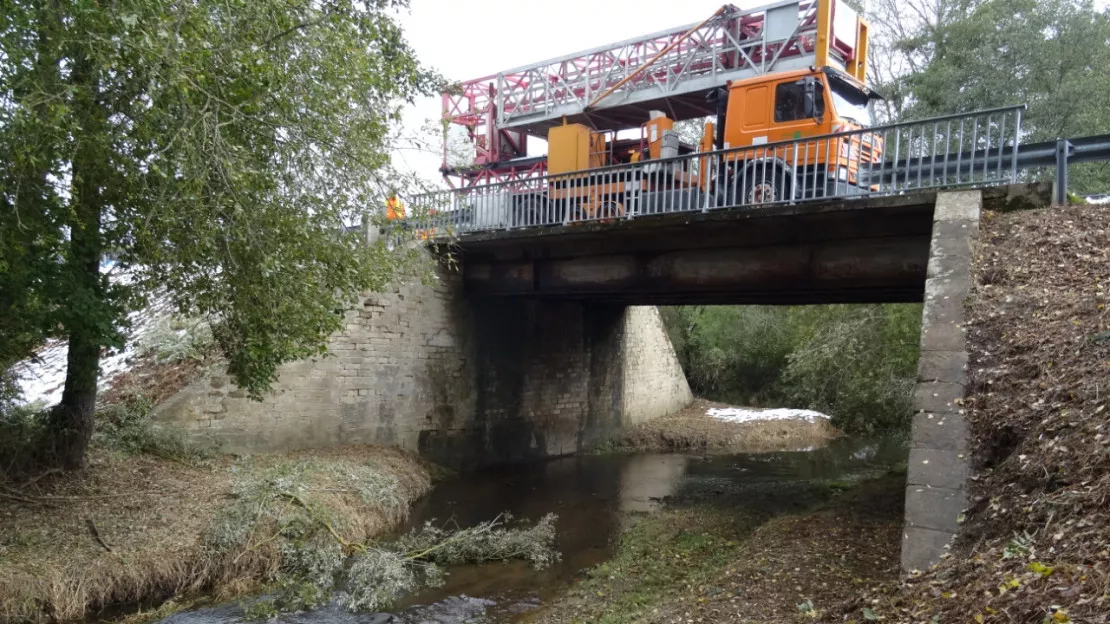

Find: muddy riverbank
<box><xmin>609</xmin><ymin>398</ymin><xmax>841</xmax><ymax>454</ymax></box>
<box><xmin>527</xmin><ymin>470</ymin><xmax>905</xmax><ymax>624</ymax></box>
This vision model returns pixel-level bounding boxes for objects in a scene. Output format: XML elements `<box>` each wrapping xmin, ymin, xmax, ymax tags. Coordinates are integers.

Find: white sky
<box><xmin>394</xmin><ymin>0</ymin><xmax>746</xmax><ymax>178</ymax></box>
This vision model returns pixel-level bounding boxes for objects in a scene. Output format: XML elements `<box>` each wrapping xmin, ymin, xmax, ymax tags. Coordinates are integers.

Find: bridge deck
<box><xmin>453</xmin><ymin>184</ymin><xmax>1050</xmax><ymax>306</ymax></box>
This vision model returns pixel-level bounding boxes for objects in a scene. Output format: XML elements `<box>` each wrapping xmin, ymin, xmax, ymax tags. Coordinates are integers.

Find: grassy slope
<box><xmin>0</xmin><ymin>445</ymin><xmax>431</xmax><ymax>623</ymax></box>
<box><xmin>839</xmin><ymin>205</ymin><xmax>1110</xmax><ymax>623</ymax></box>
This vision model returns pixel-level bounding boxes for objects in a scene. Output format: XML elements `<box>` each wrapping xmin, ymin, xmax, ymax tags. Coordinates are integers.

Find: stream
<box><xmin>158</xmin><ymin>437</ymin><xmax>905</xmax><ymax>624</ymax></box>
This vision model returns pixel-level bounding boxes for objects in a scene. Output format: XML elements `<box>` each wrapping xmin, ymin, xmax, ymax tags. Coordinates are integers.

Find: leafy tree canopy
<box><xmin>863</xmin><ymin>0</ymin><xmax>1110</xmax><ymax>191</ymax></box>
<box><xmin>1</xmin><ymin>0</ymin><xmax>438</xmax><ymax>467</ymax></box>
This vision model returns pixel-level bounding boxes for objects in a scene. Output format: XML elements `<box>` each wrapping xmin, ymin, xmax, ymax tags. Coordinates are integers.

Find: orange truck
<box><xmin>421</xmin><ymin>0</ymin><xmax>883</xmax><ymax>225</ymax></box>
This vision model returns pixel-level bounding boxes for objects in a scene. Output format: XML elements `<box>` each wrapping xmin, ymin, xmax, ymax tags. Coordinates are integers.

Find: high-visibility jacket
<box><xmin>386</xmin><ymin>197</ymin><xmax>405</xmax><ymax>220</ymax></box>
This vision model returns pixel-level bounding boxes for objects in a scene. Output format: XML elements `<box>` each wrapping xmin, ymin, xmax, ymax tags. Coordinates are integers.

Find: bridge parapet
<box><xmin>401</xmin><ymin>107</ymin><xmax>1024</xmax><ymax>239</ymax></box>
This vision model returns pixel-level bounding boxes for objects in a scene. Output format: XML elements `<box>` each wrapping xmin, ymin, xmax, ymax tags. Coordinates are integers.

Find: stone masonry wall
<box><xmin>155</xmin><ymin>274</ymin><xmax>475</xmax><ymax>453</ymax></box>
<box><xmin>901</xmin><ymin>190</ymin><xmax>981</xmax><ymax>573</ymax></box>
<box><xmin>156</xmin><ymin>270</ymin><xmax>692</xmax><ymax>468</ymax></box>
<box><xmin>621</xmin><ymin>307</ymin><xmax>693</xmax><ymax>425</ymax></box>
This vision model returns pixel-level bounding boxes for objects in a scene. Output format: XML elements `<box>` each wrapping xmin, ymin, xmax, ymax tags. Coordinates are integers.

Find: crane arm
<box><xmin>586</xmin><ymin>6</ymin><xmax>729</xmax><ymax>111</ymax></box>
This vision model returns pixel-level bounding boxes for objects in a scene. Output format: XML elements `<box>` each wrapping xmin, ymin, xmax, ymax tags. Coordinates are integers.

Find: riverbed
<box><xmin>157</xmin><ymin>437</ymin><xmax>905</xmax><ymax>624</ymax></box>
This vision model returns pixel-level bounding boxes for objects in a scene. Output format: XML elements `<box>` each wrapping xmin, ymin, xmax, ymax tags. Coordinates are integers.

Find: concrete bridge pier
<box><xmin>901</xmin><ymin>190</ymin><xmax>981</xmax><ymax>573</ymax></box>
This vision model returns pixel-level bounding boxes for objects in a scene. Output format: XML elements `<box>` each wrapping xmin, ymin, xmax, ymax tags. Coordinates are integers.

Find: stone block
<box><xmin>905</xmin><ymin>485</ymin><xmax>966</xmax><ymax>533</ymax></box>
<box><xmin>901</xmin><ymin>526</ymin><xmax>957</xmax><ymax>573</ymax></box>
<box><xmin>922</xmin><ymin>296</ymin><xmax>966</xmax><ymax>328</ymax></box>
<box><xmin>934</xmin><ymin>190</ymin><xmax>981</xmax><ymax>222</ymax></box>
<box><xmin>917</xmin><ymin>350</ymin><xmax>968</xmax><ymax>385</ymax></box>
<box><xmin>929</xmin><ymin>216</ymin><xmax>979</xmax><ymax>248</ymax></box>
<box><xmin>907</xmin><ymin>447</ymin><xmax>969</xmax><ymax>490</ymax></box>
<box><xmin>913</xmin><ymin>382</ymin><xmax>966</xmax><ymax>414</ymax></box>
<box><xmin>927</xmin><ymin>251</ymin><xmax>974</xmax><ymax>280</ymax></box>
<box><xmin>919</xmin><ymin>322</ymin><xmax>967</xmax><ymax>352</ymax></box>
<box><xmin>924</xmin><ymin>274</ymin><xmax>972</xmax><ymax>302</ymax></box>
<box><xmin>911</xmin><ymin>411</ymin><xmax>969</xmax><ymax>452</ymax></box>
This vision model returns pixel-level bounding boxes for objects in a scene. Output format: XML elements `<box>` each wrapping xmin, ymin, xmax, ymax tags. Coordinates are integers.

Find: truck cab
<box><xmin>720</xmin><ymin>67</ymin><xmax>884</xmax><ymax>202</ymax></box>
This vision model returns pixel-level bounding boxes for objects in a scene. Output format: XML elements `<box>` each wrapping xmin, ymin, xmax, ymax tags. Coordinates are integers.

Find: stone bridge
<box><xmin>157</xmin><ymin>183</ymin><xmax>1049</xmax><ymax>574</ymax></box>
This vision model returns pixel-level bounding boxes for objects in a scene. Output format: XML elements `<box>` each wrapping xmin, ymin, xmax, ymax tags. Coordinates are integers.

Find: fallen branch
<box><xmin>279</xmin><ymin>491</ymin><xmax>366</xmax><ymax>553</ymax></box>
<box><xmin>86</xmin><ymin>519</ymin><xmax>114</xmax><ymax>553</ymax></box>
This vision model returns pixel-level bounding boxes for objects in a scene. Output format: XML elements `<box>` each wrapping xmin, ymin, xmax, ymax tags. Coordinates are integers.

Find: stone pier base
<box><xmin>901</xmin><ymin>190</ymin><xmax>981</xmax><ymax>573</ymax></box>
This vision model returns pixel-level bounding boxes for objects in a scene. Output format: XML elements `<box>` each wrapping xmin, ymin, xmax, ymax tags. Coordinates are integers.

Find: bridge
<box><xmin>163</xmin><ymin>107</ymin><xmax>1098</xmax><ymax>576</ymax></box>
<box><xmin>383</xmin><ymin>106</ymin><xmax>1080</xmax><ymax>574</ymax></box>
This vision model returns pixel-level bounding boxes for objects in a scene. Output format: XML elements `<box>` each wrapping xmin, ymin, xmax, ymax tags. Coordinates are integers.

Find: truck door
<box><xmin>771</xmin><ymin>79</ymin><xmax>826</xmax><ymax>144</ymax></box>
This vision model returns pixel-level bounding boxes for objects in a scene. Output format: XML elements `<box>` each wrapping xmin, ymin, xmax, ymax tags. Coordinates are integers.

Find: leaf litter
<box><xmin>832</xmin><ymin>204</ymin><xmax>1110</xmax><ymax>623</ymax></box>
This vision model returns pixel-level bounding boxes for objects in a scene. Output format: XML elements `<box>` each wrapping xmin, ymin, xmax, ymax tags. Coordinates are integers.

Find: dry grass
<box><xmin>0</xmin><ymin>445</ymin><xmax>431</xmax><ymax>623</ymax></box>
<box><xmin>613</xmin><ymin>398</ymin><xmax>841</xmax><ymax>454</ymax></box>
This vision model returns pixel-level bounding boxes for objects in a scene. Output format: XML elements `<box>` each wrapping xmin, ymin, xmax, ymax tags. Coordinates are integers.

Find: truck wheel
<box><xmin>744</xmin><ymin>167</ymin><xmax>788</xmax><ymax>205</ymax></box>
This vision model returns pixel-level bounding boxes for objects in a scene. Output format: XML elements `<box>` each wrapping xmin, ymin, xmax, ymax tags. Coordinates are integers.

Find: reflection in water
<box><xmin>158</xmin><ymin>437</ymin><xmax>905</xmax><ymax>624</ymax></box>
<box><xmin>617</xmin><ymin>454</ymin><xmax>689</xmax><ymax>514</ymax></box>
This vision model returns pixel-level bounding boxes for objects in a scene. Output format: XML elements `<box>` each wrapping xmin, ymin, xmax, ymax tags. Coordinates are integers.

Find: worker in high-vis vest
<box><xmin>386</xmin><ymin>195</ymin><xmax>405</xmax><ymax>220</ymax></box>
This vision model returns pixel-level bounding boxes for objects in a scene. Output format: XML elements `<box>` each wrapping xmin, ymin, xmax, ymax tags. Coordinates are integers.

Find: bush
<box><xmin>139</xmin><ymin>316</ymin><xmax>215</xmax><ymax>364</ymax></box>
<box><xmin>661</xmin><ymin>304</ymin><xmax>921</xmax><ymax>436</ymax></box>
<box><xmin>0</xmin><ymin>403</ymin><xmax>53</xmax><ymax>477</ymax></box>
<box><xmin>93</xmin><ymin>395</ymin><xmax>214</xmax><ymax>464</ymax></box>
<box><xmin>781</xmin><ymin>306</ymin><xmax>920</xmax><ymax>435</ymax></box>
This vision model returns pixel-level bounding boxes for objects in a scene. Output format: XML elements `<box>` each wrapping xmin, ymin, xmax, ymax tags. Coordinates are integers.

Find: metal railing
<box><xmin>400</xmin><ymin>106</ymin><xmax>1024</xmax><ymax>238</ymax></box>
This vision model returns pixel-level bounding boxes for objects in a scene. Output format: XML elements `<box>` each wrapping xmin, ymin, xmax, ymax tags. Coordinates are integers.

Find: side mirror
<box><xmin>794</xmin><ymin>76</ymin><xmax>821</xmax><ymax>121</ymax></box>
<box><xmin>802</xmin><ymin>78</ymin><xmax>818</xmax><ymax>119</ymax></box>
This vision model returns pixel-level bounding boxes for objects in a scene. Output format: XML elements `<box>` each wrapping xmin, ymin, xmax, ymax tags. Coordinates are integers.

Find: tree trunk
<box><xmin>51</xmin><ymin>45</ymin><xmax>105</xmax><ymax>471</ymax></box>
<box><xmin>51</xmin><ymin>332</ymin><xmax>99</xmax><ymax>470</ymax></box>
<box><xmin>51</xmin><ymin>128</ymin><xmax>104</xmax><ymax>469</ymax></box>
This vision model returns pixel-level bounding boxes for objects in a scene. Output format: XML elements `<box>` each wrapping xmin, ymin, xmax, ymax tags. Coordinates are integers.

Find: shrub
<box><xmin>661</xmin><ymin>303</ymin><xmax>921</xmax><ymax>436</ymax></box>
<box><xmin>93</xmin><ymin>395</ymin><xmax>214</xmax><ymax>464</ymax></box>
<box><xmin>0</xmin><ymin>402</ymin><xmax>52</xmax><ymax>477</ymax></box>
<box><xmin>206</xmin><ymin>460</ymin><xmax>560</xmax><ymax>618</ymax></box>
<box><xmin>139</xmin><ymin>316</ymin><xmax>215</xmax><ymax>364</ymax></box>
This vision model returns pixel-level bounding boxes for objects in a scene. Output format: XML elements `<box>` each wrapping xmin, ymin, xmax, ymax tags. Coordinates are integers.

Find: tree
<box><xmin>901</xmin><ymin>0</ymin><xmax>1110</xmax><ymax>132</ymax></box>
<box><xmin>0</xmin><ymin>0</ymin><xmax>438</xmax><ymax>469</ymax></box>
<box><xmin>859</xmin><ymin>0</ymin><xmax>1110</xmax><ymax>191</ymax></box>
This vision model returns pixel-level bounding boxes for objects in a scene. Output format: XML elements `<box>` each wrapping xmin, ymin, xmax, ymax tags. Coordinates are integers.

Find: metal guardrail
<box><xmin>400</xmin><ymin>106</ymin><xmax>1025</xmax><ymax>237</ymax></box>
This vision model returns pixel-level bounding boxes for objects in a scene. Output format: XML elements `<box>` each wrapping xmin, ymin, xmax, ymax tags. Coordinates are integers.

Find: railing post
<box><xmin>1055</xmin><ymin>139</ymin><xmax>1072</xmax><ymax>205</ymax></box>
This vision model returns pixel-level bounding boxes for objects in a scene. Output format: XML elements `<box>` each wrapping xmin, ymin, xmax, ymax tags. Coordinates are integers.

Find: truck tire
<box><xmin>744</xmin><ymin>165</ymin><xmax>789</xmax><ymax>205</ymax></box>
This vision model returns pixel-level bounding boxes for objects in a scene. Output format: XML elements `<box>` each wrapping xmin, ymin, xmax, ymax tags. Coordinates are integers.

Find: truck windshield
<box><xmin>829</xmin><ymin>81</ymin><xmax>875</xmax><ymax>127</ymax></box>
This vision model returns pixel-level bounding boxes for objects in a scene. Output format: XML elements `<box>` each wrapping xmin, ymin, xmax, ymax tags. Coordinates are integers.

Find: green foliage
<box><xmin>93</xmin><ymin>395</ymin><xmax>214</xmax><ymax>464</ymax></box>
<box><xmin>139</xmin><ymin>316</ymin><xmax>216</xmax><ymax>364</ymax></box>
<box><xmin>398</xmin><ymin>512</ymin><xmax>560</xmax><ymax>570</ymax></box>
<box><xmin>0</xmin><ymin>402</ymin><xmax>52</xmax><ymax>476</ymax></box>
<box><xmin>339</xmin><ymin>514</ymin><xmax>561</xmax><ymax>613</ymax></box>
<box><xmin>864</xmin><ymin>0</ymin><xmax>1110</xmax><ymax>193</ymax></box>
<box><xmin>782</xmin><ymin>306</ymin><xmax>921</xmax><ymax>435</ymax></box>
<box><xmin>660</xmin><ymin>304</ymin><xmax>921</xmax><ymax>435</ymax></box>
<box><xmin>1</xmin><ymin>0</ymin><xmax>441</xmax><ymax>466</ymax></box>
